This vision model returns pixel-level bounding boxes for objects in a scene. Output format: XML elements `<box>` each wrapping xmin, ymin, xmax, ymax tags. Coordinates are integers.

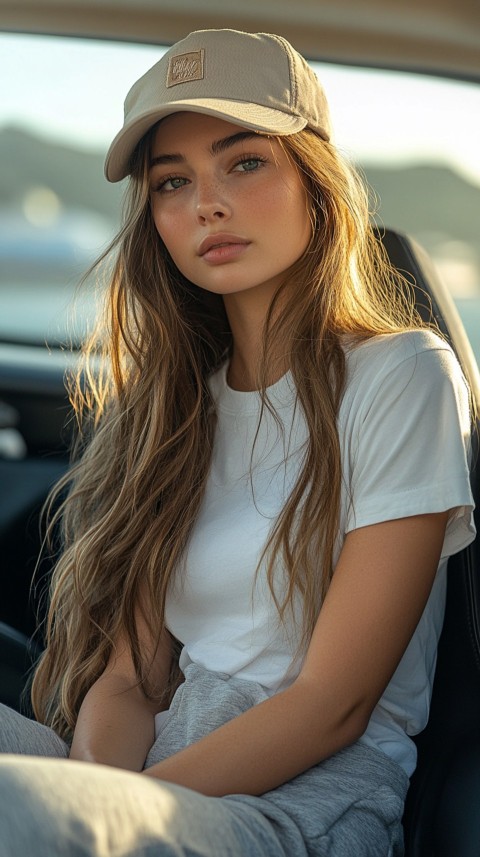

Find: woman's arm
<box><xmin>143</xmin><ymin>510</ymin><xmax>449</xmax><ymax>794</ymax></box>
<box><xmin>70</xmin><ymin>594</ymin><xmax>173</xmax><ymax>772</ymax></box>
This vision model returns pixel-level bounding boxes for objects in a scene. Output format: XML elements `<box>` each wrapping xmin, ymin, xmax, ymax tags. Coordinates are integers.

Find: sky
<box><xmin>1</xmin><ymin>33</ymin><xmax>480</xmax><ymax>186</ymax></box>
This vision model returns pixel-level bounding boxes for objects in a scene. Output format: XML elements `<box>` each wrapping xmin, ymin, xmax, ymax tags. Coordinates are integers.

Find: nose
<box><xmin>195</xmin><ymin>180</ymin><xmax>231</xmax><ymax>224</ymax></box>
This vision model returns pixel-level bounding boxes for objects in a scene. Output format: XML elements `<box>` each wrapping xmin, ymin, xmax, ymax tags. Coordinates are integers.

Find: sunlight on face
<box><xmin>149</xmin><ymin>113</ymin><xmax>311</xmax><ymax>306</ymax></box>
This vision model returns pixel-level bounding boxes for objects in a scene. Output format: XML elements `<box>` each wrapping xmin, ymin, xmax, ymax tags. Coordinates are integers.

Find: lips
<box><xmin>198</xmin><ymin>233</ymin><xmax>250</xmax><ymax>257</ymax></box>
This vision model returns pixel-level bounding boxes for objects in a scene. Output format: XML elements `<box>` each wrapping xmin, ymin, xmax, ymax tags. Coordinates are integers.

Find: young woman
<box><xmin>0</xmin><ymin>29</ymin><xmax>475</xmax><ymax>856</ymax></box>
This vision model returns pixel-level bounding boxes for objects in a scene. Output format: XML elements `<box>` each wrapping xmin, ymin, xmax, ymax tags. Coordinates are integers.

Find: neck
<box><xmin>222</xmin><ymin>291</ymin><xmax>289</xmax><ymax>392</ymax></box>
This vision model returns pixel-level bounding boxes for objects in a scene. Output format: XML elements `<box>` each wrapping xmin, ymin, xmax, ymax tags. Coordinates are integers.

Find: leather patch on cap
<box><xmin>167</xmin><ymin>50</ymin><xmax>205</xmax><ymax>87</ymax></box>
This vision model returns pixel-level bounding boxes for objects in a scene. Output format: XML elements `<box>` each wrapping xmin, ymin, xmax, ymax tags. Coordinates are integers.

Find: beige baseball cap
<box><xmin>105</xmin><ymin>29</ymin><xmax>332</xmax><ymax>183</ymax></box>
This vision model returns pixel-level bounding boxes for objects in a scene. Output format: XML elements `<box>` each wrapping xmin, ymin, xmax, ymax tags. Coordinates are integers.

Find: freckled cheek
<box><xmin>260</xmin><ymin>185</ymin><xmax>310</xmax><ymax>243</ymax></box>
<box><xmin>245</xmin><ymin>182</ymin><xmax>281</xmax><ymax>212</ymax></box>
<box><xmin>151</xmin><ymin>211</ymin><xmax>183</xmax><ymax>258</ymax></box>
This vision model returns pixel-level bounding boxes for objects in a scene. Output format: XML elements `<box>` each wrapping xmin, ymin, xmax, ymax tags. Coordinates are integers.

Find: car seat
<box><xmin>0</xmin><ymin>621</ymin><xmax>40</xmax><ymax>715</ymax></box>
<box><xmin>380</xmin><ymin>229</ymin><xmax>480</xmax><ymax>857</ymax></box>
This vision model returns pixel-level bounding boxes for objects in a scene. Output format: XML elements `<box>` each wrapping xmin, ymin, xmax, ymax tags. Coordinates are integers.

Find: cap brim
<box><xmin>104</xmin><ymin>99</ymin><xmax>309</xmax><ymax>182</ymax></box>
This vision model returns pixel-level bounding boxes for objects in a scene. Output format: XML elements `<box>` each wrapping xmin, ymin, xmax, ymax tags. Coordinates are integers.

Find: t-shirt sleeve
<box><xmin>345</xmin><ymin>341</ymin><xmax>475</xmax><ymax>559</ymax></box>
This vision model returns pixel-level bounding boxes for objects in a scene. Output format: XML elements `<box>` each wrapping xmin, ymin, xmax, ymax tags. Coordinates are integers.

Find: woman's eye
<box><xmin>233</xmin><ymin>157</ymin><xmax>266</xmax><ymax>173</ymax></box>
<box><xmin>154</xmin><ymin>176</ymin><xmax>188</xmax><ymax>193</ymax></box>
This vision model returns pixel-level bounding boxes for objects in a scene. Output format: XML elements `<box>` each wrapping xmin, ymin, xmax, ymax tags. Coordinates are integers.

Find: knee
<box><xmin>0</xmin><ymin>756</ymin><xmax>61</xmax><ymax>856</ymax></box>
<box><xmin>0</xmin><ymin>756</ymin><xmax>199</xmax><ymax>857</ymax></box>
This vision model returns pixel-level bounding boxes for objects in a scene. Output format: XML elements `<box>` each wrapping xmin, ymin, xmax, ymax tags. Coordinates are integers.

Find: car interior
<box><xmin>0</xmin><ymin>2</ymin><xmax>479</xmax><ymax>854</ymax></box>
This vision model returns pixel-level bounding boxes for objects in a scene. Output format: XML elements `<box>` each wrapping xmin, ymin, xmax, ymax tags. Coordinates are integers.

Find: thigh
<box><xmin>0</xmin><ymin>703</ymin><xmax>69</xmax><ymax>757</ymax></box>
<box><xmin>149</xmin><ymin>667</ymin><xmax>407</xmax><ymax>856</ymax></box>
<box><xmin>0</xmin><ymin>755</ymin><xmax>285</xmax><ymax>857</ymax></box>
<box><xmin>228</xmin><ymin>743</ymin><xmax>409</xmax><ymax>857</ymax></box>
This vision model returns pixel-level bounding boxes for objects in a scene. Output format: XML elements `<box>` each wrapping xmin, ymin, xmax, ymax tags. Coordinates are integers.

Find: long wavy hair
<box><xmin>31</xmin><ymin>127</ymin><xmax>426</xmax><ymax>740</ymax></box>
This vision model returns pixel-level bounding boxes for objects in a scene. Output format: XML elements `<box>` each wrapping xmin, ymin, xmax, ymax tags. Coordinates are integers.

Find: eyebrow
<box><xmin>150</xmin><ymin>131</ymin><xmax>264</xmax><ymax>168</ymax></box>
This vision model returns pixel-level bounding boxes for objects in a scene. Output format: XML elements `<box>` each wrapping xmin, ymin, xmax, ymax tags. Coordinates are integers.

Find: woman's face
<box><xmin>149</xmin><ymin>113</ymin><xmax>311</xmax><ymax>305</ymax></box>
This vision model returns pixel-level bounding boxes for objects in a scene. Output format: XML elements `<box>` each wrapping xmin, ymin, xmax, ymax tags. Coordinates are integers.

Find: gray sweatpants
<box><xmin>0</xmin><ymin>664</ymin><xmax>409</xmax><ymax>856</ymax></box>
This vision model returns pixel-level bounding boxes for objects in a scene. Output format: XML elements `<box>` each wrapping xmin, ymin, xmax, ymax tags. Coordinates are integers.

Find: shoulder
<box><xmin>340</xmin><ymin>330</ymin><xmax>474</xmax><ymax>538</ymax></box>
<box><xmin>345</xmin><ymin>328</ymin><xmax>454</xmax><ymax>370</ymax></box>
<box><xmin>339</xmin><ymin>329</ymin><xmax>471</xmax><ymax>444</ymax></box>
<box><xmin>343</xmin><ymin>329</ymin><xmax>466</xmax><ymax>400</ymax></box>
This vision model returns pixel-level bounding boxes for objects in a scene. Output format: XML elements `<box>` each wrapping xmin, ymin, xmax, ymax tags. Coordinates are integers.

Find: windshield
<box><xmin>1</xmin><ymin>33</ymin><xmax>479</xmax><ymax>359</ymax></box>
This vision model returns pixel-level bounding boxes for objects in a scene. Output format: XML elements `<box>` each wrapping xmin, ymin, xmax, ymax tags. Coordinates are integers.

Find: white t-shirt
<box><xmin>163</xmin><ymin>330</ymin><xmax>475</xmax><ymax>776</ymax></box>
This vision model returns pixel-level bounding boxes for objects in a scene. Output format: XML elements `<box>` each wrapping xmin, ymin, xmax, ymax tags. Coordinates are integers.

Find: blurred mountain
<box><xmin>363</xmin><ymin>162</ymin><xmax>480</xmax><ymax>251</ymax></box>
<box><xmin>0</xmin><ymin>125</ymin><xmax>122</xmax><ymax>221</ymax></box>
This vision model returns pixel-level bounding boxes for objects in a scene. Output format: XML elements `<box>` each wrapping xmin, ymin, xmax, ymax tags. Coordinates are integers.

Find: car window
<box><xmin>1</xmin><ymin>32</ymin><xmax>479</xmax><ymax>360</ymax></box>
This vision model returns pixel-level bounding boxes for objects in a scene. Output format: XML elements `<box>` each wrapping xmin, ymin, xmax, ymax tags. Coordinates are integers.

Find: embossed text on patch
<box><xmin>167</xmin><ymin>50</ymin><xmax>205</xmax><ymax>87</ymax></box>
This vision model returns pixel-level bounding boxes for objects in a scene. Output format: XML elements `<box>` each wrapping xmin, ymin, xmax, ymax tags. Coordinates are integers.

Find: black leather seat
<box><xmin>379</xmin><ymin>229</ymin><xmax>480</xmax><ymax>857</ymax></box>
<box><xmin>0</xmin><ymin>621</ymin><xmax>40</xmax><ymax>715</ymax></box>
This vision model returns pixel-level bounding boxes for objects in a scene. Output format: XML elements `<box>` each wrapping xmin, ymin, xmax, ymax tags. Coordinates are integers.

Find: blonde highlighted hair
<box><xmin>32</xmin><ymin>128</ymin><xmax>425</xmax><ymax>740</ymax></box>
